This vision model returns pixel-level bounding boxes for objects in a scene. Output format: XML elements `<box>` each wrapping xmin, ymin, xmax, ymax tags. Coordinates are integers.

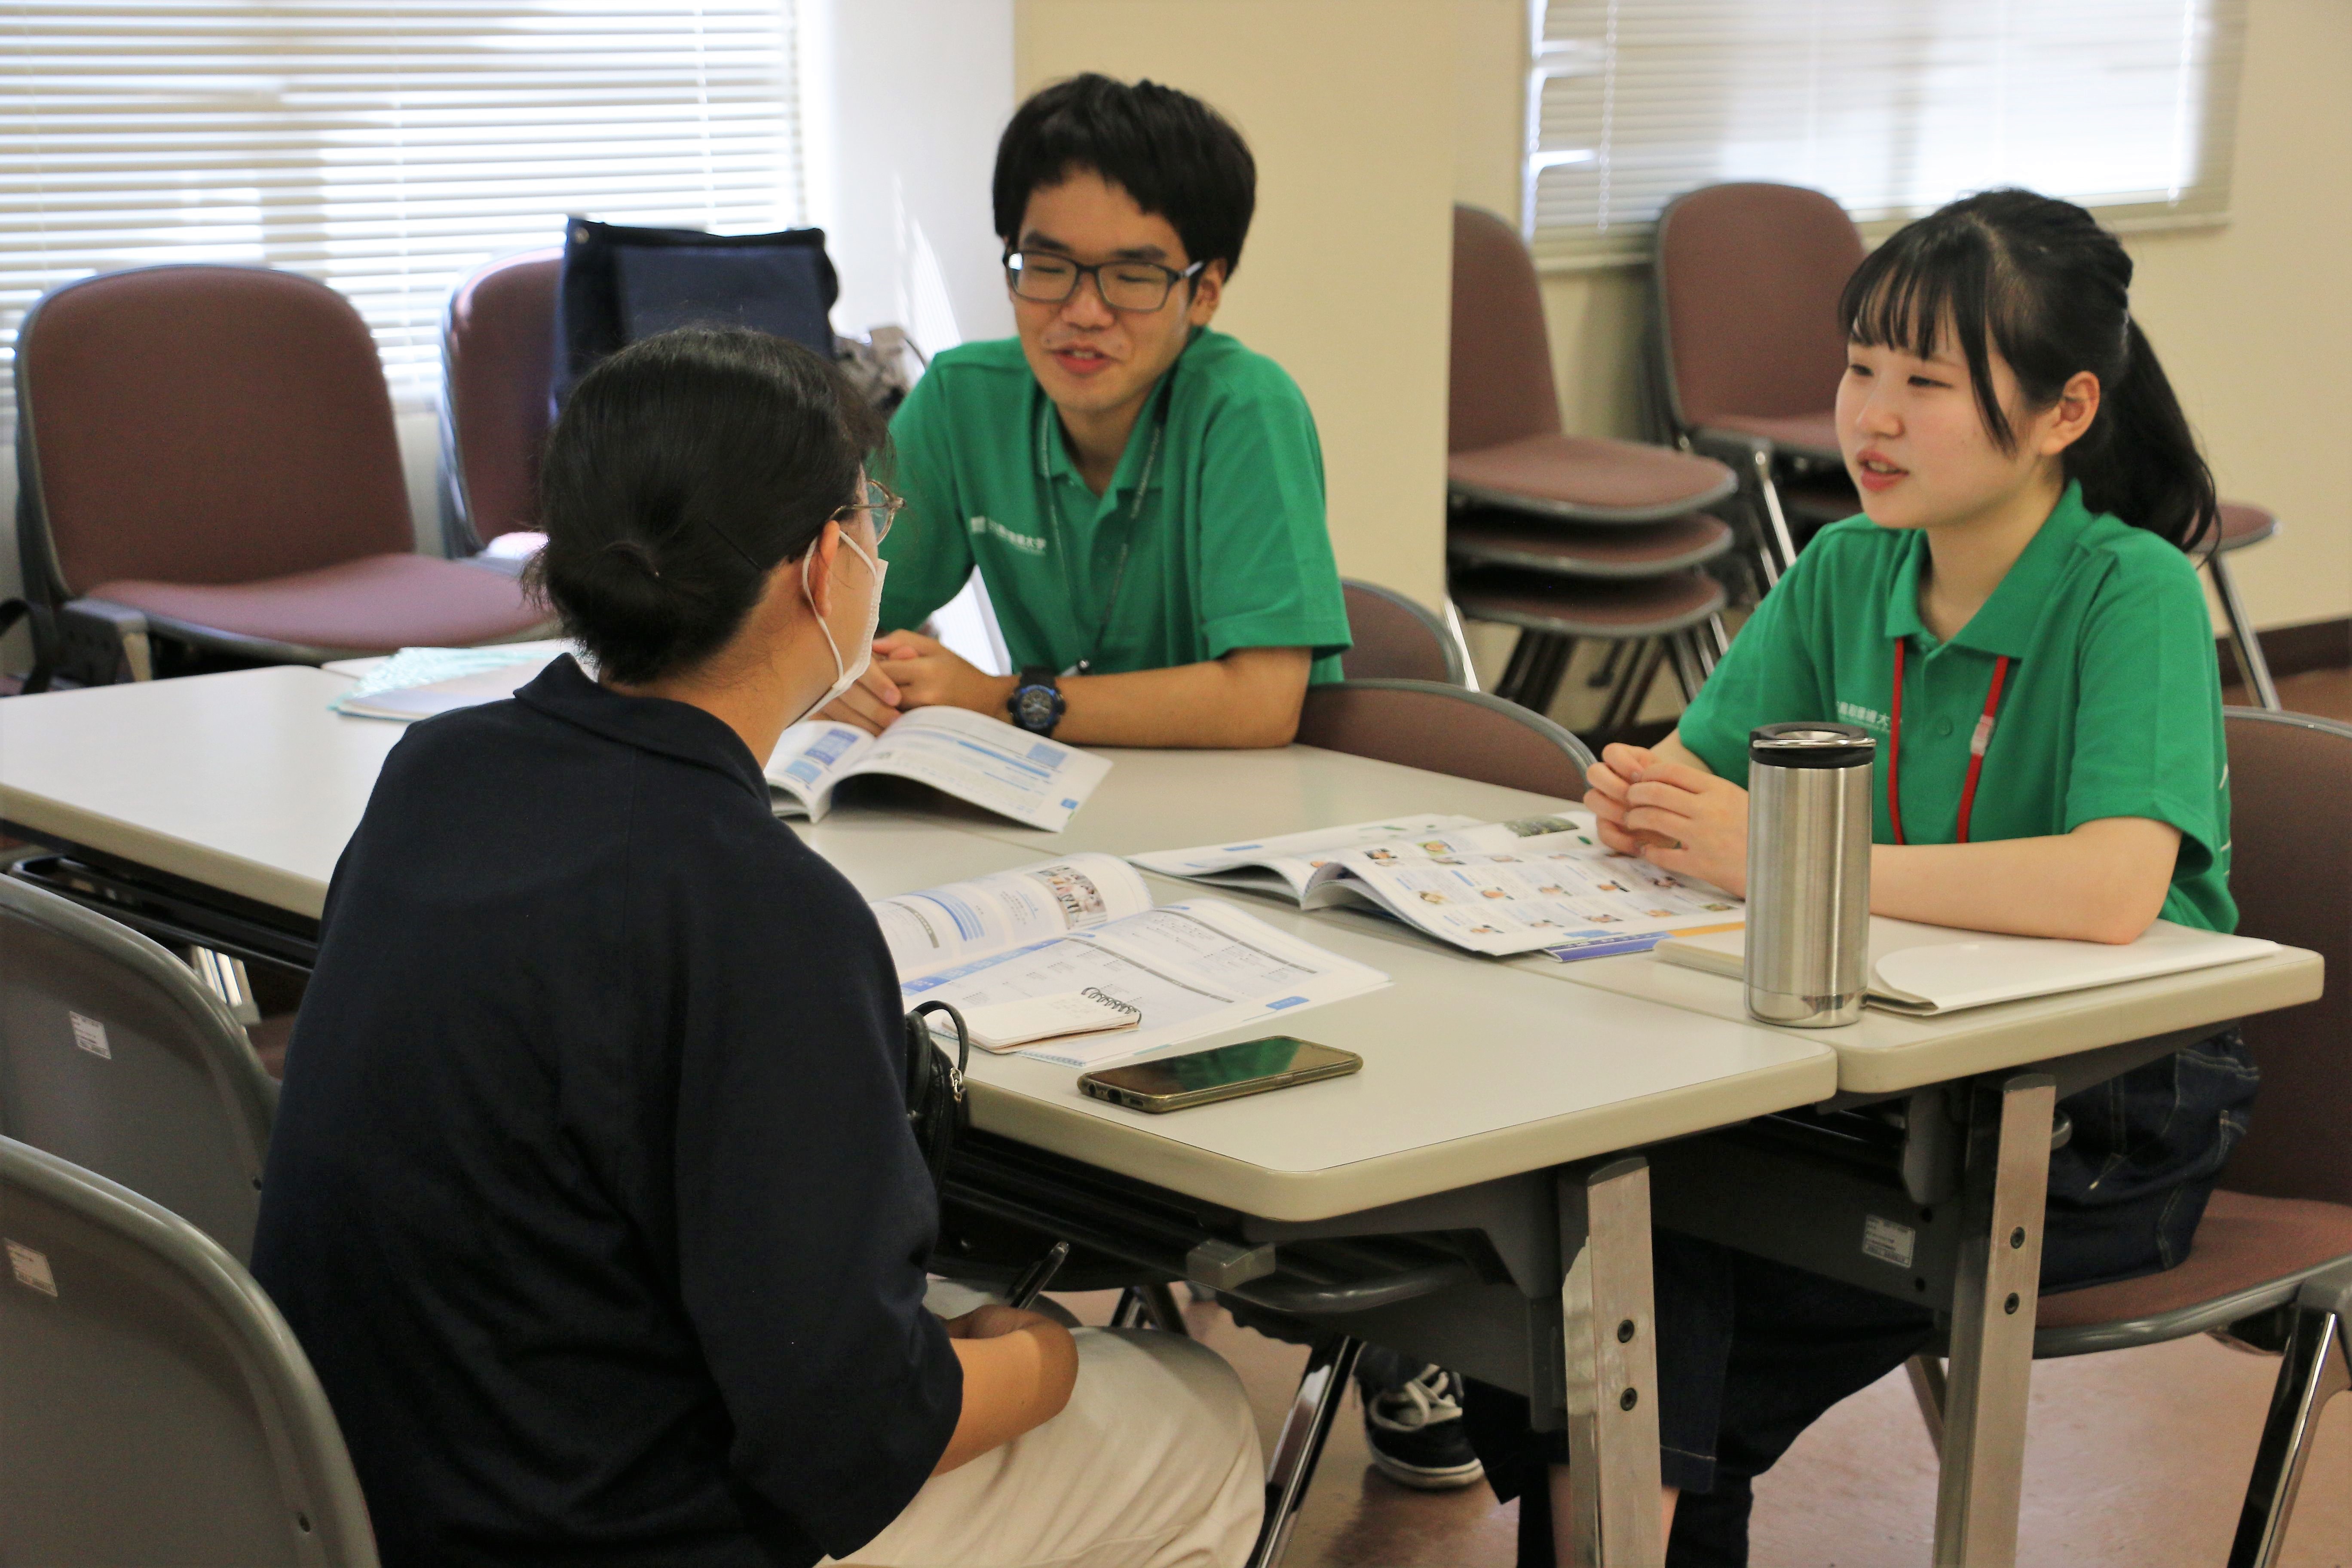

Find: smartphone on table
<box><xmin>1078</xmin><ymin>1036</ymin><xmax>1361</xmax><ymax>1114</ymax></box>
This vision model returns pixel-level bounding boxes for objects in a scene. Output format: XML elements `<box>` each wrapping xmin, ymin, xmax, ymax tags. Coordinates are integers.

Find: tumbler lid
<box><xmin>1749</xmin><ymin>721</ymin><xmax>1875</xmax><ymax>769</ymax></box>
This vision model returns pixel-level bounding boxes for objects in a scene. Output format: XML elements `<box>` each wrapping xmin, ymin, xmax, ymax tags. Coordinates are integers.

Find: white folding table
<box><xmin>0</xmin><ymin>669</ymin><xmax>2321</xmax><ymax>1567</ymax></box>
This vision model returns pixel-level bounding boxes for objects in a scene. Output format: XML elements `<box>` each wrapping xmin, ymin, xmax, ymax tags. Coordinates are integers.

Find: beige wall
<box><xmin>1017</xmin><ymin>0</ymin><xmax>1459</xmax><ymax>606</ymax></box>
<box><xmin>1455</xmin><ymin>0</ymin><xmax>2352</xmax><ymax>636</ymax></box>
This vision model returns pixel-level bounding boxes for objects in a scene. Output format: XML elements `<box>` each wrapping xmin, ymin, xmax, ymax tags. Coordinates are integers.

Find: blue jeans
<box><xmin>1462</xmin><ymin>1027</ymin><xmax>2257</xmax><ymax>1567</ymax></box>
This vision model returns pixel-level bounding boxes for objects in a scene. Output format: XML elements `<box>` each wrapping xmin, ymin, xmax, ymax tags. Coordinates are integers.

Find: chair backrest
<box><xmin>1652</xmin><ymin>182</ymin><xmax>1865</xmax><ymax>431</ymax></box>
<box><xmin>1341</xmin><ymin>580</ymin><xmax>1467</xmax><ymax>685</ymax></box>
<box><xmin>13</xmin><ymin>265</ymin><xmax>412</xmax><ymax>603</ymax></box>
<box><xmin>439</xmin><ymin>247</ymin><xmax>563</xmax><ymax>552</ymax></box>
<box><xmin>0</xmin><ymin>1136</ymin><xmax>377</xmax><ymax>1566</ymax></box>
<box><xmin>1449</xmin><ymin>205</ymin><xmax>1561</xmax><ymax>454</ymax></box>
<box><xmin>2214</xmin><ymin>708</ymin><xmax>2352</xmax><ymax>1207</ymax></box>
<box><xmin>0</xmin><ymin>875</ymin><xmax>276</xmax><ymax>1261</ymax></box>
<box><xmin>1297</xmin><ymin>679</ymin><xmax>1592</xmax><ymax>800</ymax></box>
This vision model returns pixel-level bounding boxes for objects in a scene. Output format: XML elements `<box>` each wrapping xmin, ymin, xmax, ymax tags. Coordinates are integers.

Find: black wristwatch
<box><xmin>1007</xmin><ymin>666</ymin><xmax>1066</xmax><ymax>736</ymax></box>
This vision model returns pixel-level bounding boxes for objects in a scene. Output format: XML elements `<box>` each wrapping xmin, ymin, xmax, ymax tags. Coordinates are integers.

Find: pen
<box><xmin>1006</xmin><ymin>1240</ymin><xmax>1072</xmax><ymax>1310</ymax></box>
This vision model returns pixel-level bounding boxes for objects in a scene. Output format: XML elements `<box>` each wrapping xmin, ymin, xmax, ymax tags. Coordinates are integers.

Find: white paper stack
<box><xmin>1654</xmin><ymin>916</ymin><xmax>2278</xmax><ymax>1017</ymax></box>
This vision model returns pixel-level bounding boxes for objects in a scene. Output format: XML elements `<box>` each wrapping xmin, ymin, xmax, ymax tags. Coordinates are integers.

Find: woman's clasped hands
<box><xmin>1583</xmin><ymin>742</ymin><xmax>1752</xmax><ymax>897</ymax></box>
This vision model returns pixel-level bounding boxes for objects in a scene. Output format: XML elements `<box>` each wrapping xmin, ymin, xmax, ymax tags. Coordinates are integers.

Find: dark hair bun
<box><xmin>527</xmin><ymin>328</ymin><xmax>887</xmax><ymax>686</ymax></box>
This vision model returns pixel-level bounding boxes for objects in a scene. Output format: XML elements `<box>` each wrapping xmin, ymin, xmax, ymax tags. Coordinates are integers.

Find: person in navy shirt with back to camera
<box><xmin>252</xmin><ymin>327</ymin><xmax>1264</xmax><ymax>1568</ymax></box>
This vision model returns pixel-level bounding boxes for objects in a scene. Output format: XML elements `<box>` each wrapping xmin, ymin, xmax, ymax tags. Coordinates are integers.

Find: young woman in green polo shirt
<box><xmin>1465</xmin><ymin>190</ymin><xmax>2260</xmax><ymax>1565</ymax></box>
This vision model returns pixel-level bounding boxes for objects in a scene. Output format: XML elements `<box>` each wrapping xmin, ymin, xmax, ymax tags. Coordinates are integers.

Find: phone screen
<box><xmin>1086</xmin><ymin>1036</ymin><xmax>1356</xmax><ymax>1099</ymax></box>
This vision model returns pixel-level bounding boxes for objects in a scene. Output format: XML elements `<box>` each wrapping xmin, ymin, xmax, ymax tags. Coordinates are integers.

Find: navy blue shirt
<box><xmin>253</xmin><ymin>657</ymin><xmax>960</xmax><ymax>1568</ymax></box>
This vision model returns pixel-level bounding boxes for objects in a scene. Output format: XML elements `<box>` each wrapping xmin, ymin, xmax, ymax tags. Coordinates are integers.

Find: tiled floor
<box><xmin>1057</xmin><ymin>1290</ymin><xmax>2351</xmax><ymax>1567</ymax></box>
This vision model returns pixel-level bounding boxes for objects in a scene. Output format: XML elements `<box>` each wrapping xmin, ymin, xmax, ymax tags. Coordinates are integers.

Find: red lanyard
<box><xmin>1887</xmin><ymin>639</ymin><xmax>2013</xmax><ymax>845</ymax></box>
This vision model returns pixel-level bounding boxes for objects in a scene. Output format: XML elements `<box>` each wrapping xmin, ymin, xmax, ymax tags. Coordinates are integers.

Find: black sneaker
<box><xmin>1361</xmin><ymin>1363</ymin><xmax>1485</xmax><ymax>1490</ymax></box>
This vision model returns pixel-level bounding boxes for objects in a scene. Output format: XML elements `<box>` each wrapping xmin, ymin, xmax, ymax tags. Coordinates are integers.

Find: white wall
<box><xmin>808</xmin><ymin>0</ymin><xmax>1016</xmax><ymax>353</ymax></box>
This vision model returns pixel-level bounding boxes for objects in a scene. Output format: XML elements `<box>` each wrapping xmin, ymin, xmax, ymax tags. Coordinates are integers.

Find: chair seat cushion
<box><xmin>1448</xmin><ymin>435</ymin><xmax>1736</xmax><ymax>522</ymax></box>
<box><xmin>2037</xmin><ymin>1188</ymin><xmax>2352</xmax><ymax>1330</ymax></box>
<box><xmin>1449</xmin><ymin>511</ymin><xmax>1735</xmax><ymax>580</ymax></box>
<box><xmin>1451</xmin><ymin>567</ymin><xmax>1726</xmax><ymax>639</ymax></box>
<box><xmin>2215</xmin><ymin>501</ymin><xmax>2278</xmax><ymax>553</ymax></box>
<box><xmin>1704</xmin><ymin>411</ymin><xmax>1840</xmax><ymax>458</ymax></box>
<box><xmin>91</xmin><ymin>553</ymin><xmax>554</xmax><ymax>657</ymax></box>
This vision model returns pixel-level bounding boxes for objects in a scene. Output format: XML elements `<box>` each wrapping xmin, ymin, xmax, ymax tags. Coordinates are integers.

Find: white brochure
<box><xmin>872</xmin><ymin>853</ymin><xmax>1154</xmax><ymax>980</ymax></box>
<box><xmin>767</xmin><ymin>705</ymin><xmax>1110</xmax><ymax>831</ymax></box>
<box><xmin>897</xmin><ymin>897</ymin><xmax>1391</xmax><ymax>1069</ymax></box>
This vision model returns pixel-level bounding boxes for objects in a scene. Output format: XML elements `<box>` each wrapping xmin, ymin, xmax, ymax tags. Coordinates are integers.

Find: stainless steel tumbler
<box><xmin>1744</xmin><ymin>722</ymin><xmax>1875</xmax><ymax>1027</ymax></box>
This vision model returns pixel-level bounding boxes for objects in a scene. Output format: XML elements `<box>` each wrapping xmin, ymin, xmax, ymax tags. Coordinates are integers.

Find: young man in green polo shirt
<box><xmin>817</xmin><ymin>73</ymin><xmax>1352</xmax><ymax>750</ymax></box>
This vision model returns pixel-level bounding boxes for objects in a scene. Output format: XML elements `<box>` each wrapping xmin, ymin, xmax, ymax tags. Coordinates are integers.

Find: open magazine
<box><xmin>766</xmin><ymin>707</ymin><xmax>1110</xmax><ymax>831</ymax></box>
<box><xmin>1132</xmin><ymin>813</ymin><xmax>1743</xmax><ymax>958</ymax></box>
<box><xmin>874</xmin><ymin>853</ymin><xmax>1390</xmax><ymax>1069</ymax></box>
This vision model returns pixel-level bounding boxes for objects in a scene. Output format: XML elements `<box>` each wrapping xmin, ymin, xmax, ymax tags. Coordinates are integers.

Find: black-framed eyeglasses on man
<box><xmin>831</xmin><ymin>479</ymin><xmax>902</xmax><ymax>544</ymax></box>
<box><xmin>1004</xmin><ymin>250</ymin><xmax>1206</xmax><ymax>313</ymax></box>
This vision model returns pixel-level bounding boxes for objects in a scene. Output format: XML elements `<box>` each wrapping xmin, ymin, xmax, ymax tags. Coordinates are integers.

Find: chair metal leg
<box><xmin>1440</xmin><ymin>596</ymin><xmax>1482</xmax><ymax>693</ymax></box>
<box><xmin>1522</xmin><ymin>634</ymin><xmax>1576</xmax><ymax>716</ymax></box>
<box><xmin>1112</xmin><ymin>1286</ymin><xmax>1151</xmax><ymax>1329</ymax></box>
<box><xmin>2207</xmin><ymin>553</ymin><xmax>2282</xmax><ymax>710</ymax></box>
<box><xmin>1140</xmin><ymin>1280</ymin><xmax>1190</xmax><ymax>1336</ymax></box>
<box><xmin>1743</xmin><ymin>447</ymin><xmax>1799</xmax><ymax>582</ymax></box>
<box><xmin>1586</xmin><ymin>638</ymin><xmax>1626</xmax><ymax>690</ymax></box>
<box><xmin>1497</xmin><ymin>628</ymin><xmax>1543</xmax><ymax>707</ymax></box>
<box><xmin>2228</xmin><ymin>1305</ymin><xmax>2351</xmax><ymax>1568</ymax></box>
<box><xmin>188</xmin><ymin>947</ymin><xmax>263</xmax><ymax>1025</ymax></box>
<box><xmin>1698</xmin><ymin>614</ymin><xmax>1728</xmax><ymax>671</ymax></box>
<box><xmin>1666</xmin><ymin>632</ymin><xmax>1706</xmax><ymax>704</ymax></box>
<box><xmin>1246</xmin><ymin>1335</ymin><xmax>1363</xmax><ymax>1568</ymax></box>
<box><xmin>1905</xmin><ymin>1353</ymin><xmax>1948</xmax><ymax>1459</ymax></box>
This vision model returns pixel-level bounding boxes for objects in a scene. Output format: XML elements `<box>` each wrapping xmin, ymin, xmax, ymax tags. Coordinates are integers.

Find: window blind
<box><xmin>1525</xmin><ymin>0</ymin><xmax>2246</xmax><ymax>264</ymax></box>
<box><xmin>3</xmin><ymin>0</ymin><xmax>802</xmax><ymax>419</ymax></box>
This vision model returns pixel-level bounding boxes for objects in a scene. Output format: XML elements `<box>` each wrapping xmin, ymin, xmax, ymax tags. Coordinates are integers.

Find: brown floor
<box><xmin>1058</xmin><ymin>1290</ymin><xmax>2351</xmax><ymax>1567</ymax></box>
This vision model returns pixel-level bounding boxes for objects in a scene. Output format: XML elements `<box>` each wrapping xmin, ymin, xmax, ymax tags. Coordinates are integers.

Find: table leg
<box><xmin>1933</xmin><ymin>1073</ymin><xmax>2055</xmax><ymax>1567</ymax></box>
<box><xmin>1558</xmin><ymin>1156</ymin><xmax>1663</xmax><ymax>1568</ymax></box>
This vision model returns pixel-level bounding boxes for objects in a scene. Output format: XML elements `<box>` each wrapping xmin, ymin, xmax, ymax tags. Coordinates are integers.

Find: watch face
<box><xmin>1017</xmin><ymin>685</ymin><xmax>1060</xmax><ymax>729</ymax></box>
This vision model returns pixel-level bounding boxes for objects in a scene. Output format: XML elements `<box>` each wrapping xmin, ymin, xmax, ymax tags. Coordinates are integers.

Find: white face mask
<box><xmin>797</xmin><ymin>526</ymin><xmax>887</xmax><ymax>725</ymax></box>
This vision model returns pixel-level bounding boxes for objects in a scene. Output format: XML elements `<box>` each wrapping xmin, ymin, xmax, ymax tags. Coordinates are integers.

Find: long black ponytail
<box><xmin>1838</xmin><ymin>189</ymin><xmax>2218</xmax><ymax>554</ymax></box>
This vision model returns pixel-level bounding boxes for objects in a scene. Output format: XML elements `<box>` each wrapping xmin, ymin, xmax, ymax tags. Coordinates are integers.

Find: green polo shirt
<box><xmin>1678</xmin><ymin>483</ymin><xmax>2234</xmax><ymax>932</ymax></box>
<box><xmin>878</xmin><ymin>328</ymin><xmax>1352</xmax><ymax>683</ymax></box>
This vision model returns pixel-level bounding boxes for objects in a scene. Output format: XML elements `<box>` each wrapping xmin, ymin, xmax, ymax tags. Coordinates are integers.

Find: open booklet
<box><xmin>1130</xmin><ymin>813</ymin><xmax>1744</xmax><ymax>958</ymax></box>
<box><xmin>1654</xmin><ymin>916</ymin><xmax>2280</xmax><ymax>1017</ymax></box>
<box><xmin>874</xmin><ymin>852</ymin><xmax>1390</xmax><ymax>1069</ymax></box>
<box><xmin>328</xmin><ymin>640</ymin><xmax>576</xmax><ymax>720</ymax></box>
<box><xmin>766</xmin><ymin>707</ymin><xmax>1110</xmax><ymax>832</ymax></box>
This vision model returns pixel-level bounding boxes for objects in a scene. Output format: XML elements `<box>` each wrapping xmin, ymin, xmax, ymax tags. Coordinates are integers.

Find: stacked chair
<box><xmin>1649</xmin><ymin>181</ymin><xmax>1866</xmax><ymax>585</ymax></box>
<box><xmin>1444</xmin><ymin>205</ymin><xmax>1741</xmax><ymax>739</ymax></box>
<box><xmin>10</xmin><ymin>266</ymin><xmax>551</xmax><ymax>687</ymax></box>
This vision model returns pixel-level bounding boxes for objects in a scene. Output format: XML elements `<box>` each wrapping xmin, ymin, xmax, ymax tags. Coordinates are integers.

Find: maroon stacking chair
<box><xmin>1339</xmin><ymin>580</ymin><xmax>1471</xmax><ymax>686</ymax></box>
<box><xmin>1902</xmin><ymin>710</ymin><xmax>2352</xmax><ymax>1566</ymax></box>
<box><xmin>437</xmin><ymin>248</ymin><xmax>564</xmax><ymax>558</ymax></box>
<box><xmin>1651</xmin><ymin>182</ymin><xmax>1866</xmax><ymax>579</ymax></box>
<box><xmin>1447</xmin><ymin>205</ymin><xmax>1738</xmax><ymax>735</ymax></box>
<box><xmin>12</xmin><ymin>265</ymin><xmax>550</xmax><ymax>681</ymax></box>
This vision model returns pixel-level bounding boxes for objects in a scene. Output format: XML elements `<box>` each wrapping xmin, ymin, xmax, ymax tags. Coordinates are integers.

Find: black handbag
<box><xmin>555</xmin><ymin>217</ymin><xmax>839</xmax><ymax>404</ymax></box>
<box><xmin>902</xmin><ymin>1001</ymin><xmax>970</xmax><ymax>1190</ymax></box>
